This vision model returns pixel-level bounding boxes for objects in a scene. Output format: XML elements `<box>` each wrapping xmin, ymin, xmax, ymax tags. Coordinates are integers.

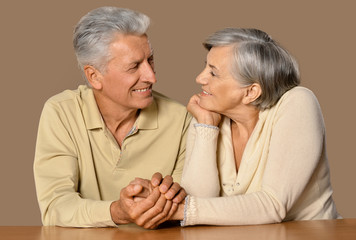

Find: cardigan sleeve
<box><xmin>182</xmin><ymin>88</ymin><xmax>327</xmax><ymax>226</ymax></box>
<box><xmin>181</xmin><ymin>118</ymin><xmax>221</xmax><ymax>197</ymax></box>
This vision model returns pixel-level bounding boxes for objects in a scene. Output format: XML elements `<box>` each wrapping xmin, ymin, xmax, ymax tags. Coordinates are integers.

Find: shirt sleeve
<box><xmin>33</xmin><ymin>100</ymin><xmax>117</xmax><ymax>227</ymax></box>
<box><xmin>171</xmin><ymin>112</ymin><xmax>193</xmax><ymax>183</ymax></box>
<box><xmin>181</xmin><ymin>118</ymin><xmax>221</xmax><ymax>197</ymax></box>
<box><xmin>182</xmin><ymin>88</ymin><xmax>326</xmax><ymax>226</ymax></box>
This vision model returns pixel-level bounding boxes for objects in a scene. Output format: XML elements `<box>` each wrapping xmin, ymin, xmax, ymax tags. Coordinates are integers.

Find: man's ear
<box><xmin>243</xmin><ymin>83</ymin><xmax>262</xmax><ymax>105</ymax></box>
<box><xmin>84</xmin><ymin>65</ymin><xmax>103</xmax><ymax>90</ymax></box>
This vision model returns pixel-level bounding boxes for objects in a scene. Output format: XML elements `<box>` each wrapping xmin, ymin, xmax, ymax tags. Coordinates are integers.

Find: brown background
<box><xmin>0</xmin><ymin>0</ymin><xmax>355</xmax><ymax>225</ymax></box>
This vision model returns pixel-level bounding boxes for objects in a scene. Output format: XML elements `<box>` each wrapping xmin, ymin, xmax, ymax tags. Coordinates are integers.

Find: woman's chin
<box><xmin>199</xmin><ymin>103</ymin><xmax>217</xmax><ymax>113</ymax></box>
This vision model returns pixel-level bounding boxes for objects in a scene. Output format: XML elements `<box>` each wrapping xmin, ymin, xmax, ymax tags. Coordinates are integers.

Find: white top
<box><xmin>181</xmin><ymin>87</ymin><xmax>340</xmax><ymax>226</ymax></box>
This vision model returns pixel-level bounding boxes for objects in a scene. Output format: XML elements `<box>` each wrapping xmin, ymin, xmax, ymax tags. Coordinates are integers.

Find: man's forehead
<box><xmin>109</xmin><ymin>34</ymin><xmax>153</xmax><ymax>63</ymax></box>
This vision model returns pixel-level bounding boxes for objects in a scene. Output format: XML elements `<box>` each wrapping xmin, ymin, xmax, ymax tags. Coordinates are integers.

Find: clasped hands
<box><xmin>110</xmin><ymin>173</ymin><xmax>185</xmax><ymax>229</ymax></box>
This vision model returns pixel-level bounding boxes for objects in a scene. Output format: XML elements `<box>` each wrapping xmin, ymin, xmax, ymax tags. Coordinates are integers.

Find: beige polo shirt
<box><xmin>34</xmin><ymin>85</ymin><xmax>191</xmax><ymax>227</ymax></box>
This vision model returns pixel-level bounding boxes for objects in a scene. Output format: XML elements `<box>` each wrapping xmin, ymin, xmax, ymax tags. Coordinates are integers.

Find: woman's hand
<box><xmin>187</xmin><ymin>94</ymin><xmax>221</xmax><ymax>126</ymax></box>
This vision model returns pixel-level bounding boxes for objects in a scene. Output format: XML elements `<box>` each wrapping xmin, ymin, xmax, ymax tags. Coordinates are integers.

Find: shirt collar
<box><xmin>81</xmin><ymin>85</ymin><xmax>105</xmax><ymax>130</ymax></box>
<box><xmin>136</xmin><ymin>98</ymin><xmax>158</xmax><ymax>130</ymax></box>
<box><xmin>81</xmin><ymin>85</ymin><xmax>158</xmax><ymax>130</ymax></box>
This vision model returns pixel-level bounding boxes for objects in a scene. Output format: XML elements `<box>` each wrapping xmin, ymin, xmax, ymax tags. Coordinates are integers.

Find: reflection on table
<box><xmin>2</xmin><ymin>219</ymin><xmax>356</xmax><ymax>240</ymax></box>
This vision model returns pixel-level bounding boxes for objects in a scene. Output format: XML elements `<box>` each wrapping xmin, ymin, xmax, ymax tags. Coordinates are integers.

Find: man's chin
<box><xmin>136</xmin><ymin>97</ymin><xmax>154</xmax><ymax>109</ymax></box>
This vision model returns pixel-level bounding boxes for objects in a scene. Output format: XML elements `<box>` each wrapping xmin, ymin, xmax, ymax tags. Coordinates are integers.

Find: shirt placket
<box><xmin>117</xmin><ymin>125</ymin><xmax>138</xmax><ymax>165</ymax></box>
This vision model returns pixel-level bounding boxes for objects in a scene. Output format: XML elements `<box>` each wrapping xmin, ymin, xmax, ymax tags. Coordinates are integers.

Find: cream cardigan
<box><xmin>181</xmin><ymin>87</ymin><xmax>340</xmax><ymax>226</ymax></box>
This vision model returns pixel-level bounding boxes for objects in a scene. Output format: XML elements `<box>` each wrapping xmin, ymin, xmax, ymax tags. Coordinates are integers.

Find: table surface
<box><xmin>1</xmin><ymin>219</ymin><xmax>356</xmax><ymax>240</ymax></box>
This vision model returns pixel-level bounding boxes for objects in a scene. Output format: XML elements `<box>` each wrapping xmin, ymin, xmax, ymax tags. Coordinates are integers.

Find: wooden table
<box><xmin>1</xmin><ymin>219</ymin><xmax>355</xmax><ymax>240</ymax></box>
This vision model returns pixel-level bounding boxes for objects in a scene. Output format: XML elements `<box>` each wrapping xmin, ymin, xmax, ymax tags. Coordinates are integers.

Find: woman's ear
<box><xmin>84</xmin><ymin>65</ymin><xmax>103</xmax><ymax>90</ymax></box>
<box><xmin>243</xmin><ymin>83</ymin><xmax>262</xmax><ymax>104</ymax></box>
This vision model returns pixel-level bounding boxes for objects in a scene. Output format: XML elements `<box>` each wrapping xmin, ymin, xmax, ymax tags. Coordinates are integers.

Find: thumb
<box><xmin>123</xmin><ymin>184</ymin><xmax>143</xmax><ymax>198</ymax></box>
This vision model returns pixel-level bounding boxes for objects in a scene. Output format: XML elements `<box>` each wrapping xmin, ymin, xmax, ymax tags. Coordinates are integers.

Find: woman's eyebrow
<box><xmin>208</xmin><ymin>64</ymin><xmax>218</xmax><ymax>71</ymax></box>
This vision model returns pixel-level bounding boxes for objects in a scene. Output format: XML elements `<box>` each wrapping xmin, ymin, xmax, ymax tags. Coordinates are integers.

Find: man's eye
<box><xmin>130</xmin><ymin>64</ymin><xmax>138</xmax><ymax>70</ymax></box>
<box><xmin>210</xmin><ymin>71</ymin><xmax>216</xmax><ymax>77</ymax></box>
<box><xmin>148</xmin><ymin>57</ymin><xmax>154</xmax><ymax>65</ymax></box>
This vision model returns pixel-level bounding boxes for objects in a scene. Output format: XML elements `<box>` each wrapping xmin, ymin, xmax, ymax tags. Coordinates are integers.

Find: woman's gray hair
<box><xmin>204</xmin><ymin>28</ymin><xmax>300</xmax><ymax>110</ymax></box>
<box><xmin>73</xmin><ymin>6</ymin><xmax>150</xmax><ymax>74</ymax></box>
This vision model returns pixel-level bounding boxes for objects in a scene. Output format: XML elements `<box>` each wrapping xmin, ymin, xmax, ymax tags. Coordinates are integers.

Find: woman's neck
<box><xmin>225</xmin><ymin>105</ymin><xmax>260</xmax><ymax>137</ymax></box>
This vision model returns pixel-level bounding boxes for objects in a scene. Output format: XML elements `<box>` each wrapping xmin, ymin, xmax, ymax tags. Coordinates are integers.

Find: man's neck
<box><xmin>93</xmin><ymin>91</ymin><xmax>139</xmax><ymax>146</ymax></box>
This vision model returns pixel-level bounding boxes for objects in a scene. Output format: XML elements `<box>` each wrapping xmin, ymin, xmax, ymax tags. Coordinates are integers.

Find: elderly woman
<box><xmin>174</xmin><ymin>28</ymin><xmax>341</xmax><ymax>226</ymax></box>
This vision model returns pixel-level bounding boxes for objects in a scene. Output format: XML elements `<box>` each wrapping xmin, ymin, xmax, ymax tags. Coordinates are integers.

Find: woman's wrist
<box><xmin>194</xmin><ymin>123</ymin><xmax>219</xmax><ymax>130</ymax></box>
<box><xmin>196</xmin><ymin>117</ymin><xmax>218</xmax><ymax>126</ymax></box>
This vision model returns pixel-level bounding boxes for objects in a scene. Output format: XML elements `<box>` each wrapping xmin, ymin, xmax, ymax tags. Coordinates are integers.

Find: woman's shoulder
<box><xmin>283</xmin><ymin>86</ymin><xmax>316</xmax><ymax>99</ymax></box>
<box><xmin>272</xmin><ymin>86</ymin><xmax>324</xmax><ymax>125</ymax></box>
<box><xmin>279</xmin><ymin>86</ymin><xmax>320</xmax><ymax>108</ymax></box>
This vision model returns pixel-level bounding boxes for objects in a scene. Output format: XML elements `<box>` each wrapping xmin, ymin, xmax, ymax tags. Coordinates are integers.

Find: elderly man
<box><xmin>34</xmin><ymin>7</ymin><xmax>191</xmax><ymax>229</ymax></box>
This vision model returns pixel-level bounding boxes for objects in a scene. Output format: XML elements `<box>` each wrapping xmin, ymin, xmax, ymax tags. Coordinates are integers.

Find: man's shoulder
<box><xmin>45</xmin><ymin>85</ymin><xmax>88</xmax><ymax>106</ymax></box>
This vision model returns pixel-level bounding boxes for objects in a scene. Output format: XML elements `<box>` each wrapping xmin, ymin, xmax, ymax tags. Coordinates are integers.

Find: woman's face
<box><xmin>196</xmin><ymin>45</ymin><xmax>247</xmax><ymax>114</ymax></box>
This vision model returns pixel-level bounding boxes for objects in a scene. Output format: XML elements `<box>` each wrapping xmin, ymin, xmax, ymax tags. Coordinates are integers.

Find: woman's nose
<box><xmin>196</xmin><ymin>70</ymin><xmax>207</xmax><ymax>85</ymax></box>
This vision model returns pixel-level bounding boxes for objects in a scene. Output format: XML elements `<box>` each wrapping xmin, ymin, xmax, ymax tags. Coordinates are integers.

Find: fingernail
<box><xmin>159</xmin><ymin>185</ymin><xmax>168</xmax><ymax>193</ymax></box>
<box><xmin>133</xmin><ymin>184</ymin><xmax>141</xmax><ymax>192</ymax></box>
<box><xmin>165</xmin><ymin>192</ymin><xmax>173</xmax><ymax>199</ymax></box>
<box><xmin>152</xmin><ymin>179</ymin><xmax>160</xmax><ymax>186</ymax></box>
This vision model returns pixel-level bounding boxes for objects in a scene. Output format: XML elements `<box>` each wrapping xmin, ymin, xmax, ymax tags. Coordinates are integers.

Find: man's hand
<box><xmin>110</xmin><ymin>184</ymin><xmax>176</xmax><ymax>229</ymax></box>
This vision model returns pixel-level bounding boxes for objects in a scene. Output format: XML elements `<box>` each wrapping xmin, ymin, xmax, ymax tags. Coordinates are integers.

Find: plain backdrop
<box><xmin>1</xmin><ymin>0</ymin><xmax>355</xmax><ymax>225</ymax></box>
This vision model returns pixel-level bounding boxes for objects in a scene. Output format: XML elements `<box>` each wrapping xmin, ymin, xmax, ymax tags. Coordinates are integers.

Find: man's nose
<box><xmin>141</xmin><ymin>62</ymin><xmax>157</xmax><ymax>83</ymax></box>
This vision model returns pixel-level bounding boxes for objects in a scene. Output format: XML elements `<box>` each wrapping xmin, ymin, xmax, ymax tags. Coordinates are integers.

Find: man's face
<box><xmin>95</xmin><ymin>34</ymin><xmax>156</xmax><ymax>111</ymax></box>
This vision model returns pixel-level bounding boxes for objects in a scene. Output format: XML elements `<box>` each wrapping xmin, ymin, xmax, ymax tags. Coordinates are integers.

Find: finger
<box><xmin>129</xmin><ymin>178</ymin><xmax>152</xmax><ymax>198</ymax></box>
<box><xmin>166</xmin><ymin>202</ymin><xmax>179</xmax><ymax>220</ymax></box>
<box><xmin>189</xmin><ymin>94</ymin><xmax>200</xmax><ymax>103</ymax></box>
<box><xmin>172</xmin><ymin>188</ymin><xmax>187</xmax><ymax>203</ymax></box>
<box><xmin>135</xmin><ymin>192</ymin><xmax>167</xmax><ymax>228</ymax></box>
<box><xmin>142</xmin><ymin>195</ymin><xmax>172</xmax><ymax>229</ymax></box>
<box><xmin>129</xmin><ymin>177</ymin><xmax>142</xmax><ymax>185</ymax></box>
<box><xmin>135</xmin><ymin>189</ymin><xmax>151</xmax><ymax>198</ymax></box>
<box><xmin>130</xmin><ymin>177</ymin><xmax>150</xmax><ymax>187</ymax></box>
<box><xmin>130</xmin><ymin>187</ymin><xmax>161</xmax><ymax>220</ymax></box>
<box><xmin>151</xmin><ymin>172</ymin><xmax>163</xmax><ymax>187</ymax></box>
<box><xmin>121</xmin><ymin>184</ymin><xmax>143</xmax><ymax>199</ymax></box>
<box><xmin>133</xmin><ymin>197</ymin><xmax>145</xmax><ymax>203</ymax></box>
<box><xmin>116</xmin><ymin>184</ymin><xmax>145</xmax><ymax>223</ymax></box>
<box><xmin>159</xmin><ymin>175</ymin><xmax>173</xmax><ymax>194</ymax></box>
<box><xmin>148</xmin><ymin>200</ymin><xmax>175</xmax><ymax>229</ymax></box>
<box><xmin>164</xmin><ymin>182</ymin><xmax>181</xmax><ymax>200</ymax></box>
